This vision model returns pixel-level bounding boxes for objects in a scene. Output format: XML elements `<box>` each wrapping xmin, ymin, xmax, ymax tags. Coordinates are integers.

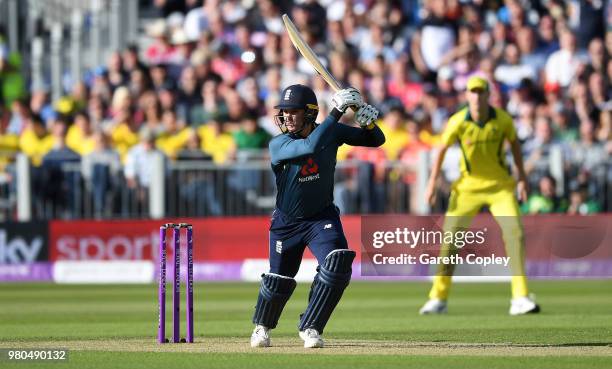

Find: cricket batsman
<box><xmin>419</xmin><ymin>76</ymin><xmax>541</xmax><ymax>316</ymax></box>
<box><xmin>250</xmin><ymin>84</ymin><xmax>385</xmax><ymax>348</ymax></box>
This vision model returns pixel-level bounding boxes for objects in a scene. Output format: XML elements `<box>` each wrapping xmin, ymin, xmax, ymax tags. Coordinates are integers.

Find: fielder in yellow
<box><xmin>420</xmin><ymin>76</ymin><xmax>540</xmax><ymax>316</ymax></box>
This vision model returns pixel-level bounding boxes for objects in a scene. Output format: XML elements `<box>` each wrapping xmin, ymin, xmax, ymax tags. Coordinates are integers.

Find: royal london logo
<box><xmin>298</xmin><ymin>157</ymin><xmax>320</xmax><ymax>183</ymax></box>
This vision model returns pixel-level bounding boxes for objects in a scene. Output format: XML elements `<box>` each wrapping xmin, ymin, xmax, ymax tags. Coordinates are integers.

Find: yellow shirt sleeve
<box><xmin>441</xmin><ymin>112</ymin><xmax>463</xmax><ymax>146</ymax></box>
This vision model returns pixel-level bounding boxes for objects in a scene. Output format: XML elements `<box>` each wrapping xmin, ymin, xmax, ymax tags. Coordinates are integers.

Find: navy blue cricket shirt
<box><xmin>269</xmin><ymin>109</ymin><xmax>386</xmax><ymax>219</ymax></box>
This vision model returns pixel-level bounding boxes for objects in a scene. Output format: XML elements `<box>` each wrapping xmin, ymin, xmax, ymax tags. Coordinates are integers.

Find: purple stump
<box><xmin>157</xmin><ymin>225</ymin><xmax>167</xmax><ymax>344</ymax></box>
<box><xmin>172</xmin><ymin>225</ymin><xmax>181</xmax><ymax>343</ymax></box>
<box><xmin>186</xmin><ymin>225</ymin><xmax>194</xmax><ymax>343</ymax></box>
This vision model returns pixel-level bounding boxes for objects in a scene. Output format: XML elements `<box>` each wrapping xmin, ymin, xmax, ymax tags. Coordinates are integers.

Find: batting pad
<box><xmin>252</xmin><ymin>273</ymin><xmax>297</xmax><ymax>329</ymax></box>
<box><xmin>298</xmin><ymin>249</ymin><xmax>356</xmax><ymax>333</ymax></box>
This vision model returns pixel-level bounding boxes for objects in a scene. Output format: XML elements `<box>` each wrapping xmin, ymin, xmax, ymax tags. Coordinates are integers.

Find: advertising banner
<box><xmin>48</xmin><ymin>217</ymin><xmax>362</xmax><ymax>262</ymax></box>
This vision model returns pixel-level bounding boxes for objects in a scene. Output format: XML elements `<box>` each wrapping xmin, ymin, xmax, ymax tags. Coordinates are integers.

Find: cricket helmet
<box><xmin>274</xmin><ymin>84</ymin><xmax>319</xmax><ymax>133</ymax></box>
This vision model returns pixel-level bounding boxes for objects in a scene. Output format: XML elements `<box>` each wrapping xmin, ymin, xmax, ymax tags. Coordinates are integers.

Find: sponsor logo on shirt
<box><xmin>298</xmin><ymin>157</ymin><xmax>320</xmax><ymax>183</ymax></box>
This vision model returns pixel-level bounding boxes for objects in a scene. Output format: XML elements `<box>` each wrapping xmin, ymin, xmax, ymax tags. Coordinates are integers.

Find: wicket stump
<box><xmin>158</xmin><ymin>223</ymin><xmax>194</xmax><ymax>343</ymax></box>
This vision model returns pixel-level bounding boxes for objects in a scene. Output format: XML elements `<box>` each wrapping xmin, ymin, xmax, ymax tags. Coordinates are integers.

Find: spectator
<box><xmin>138</xmin><ymin>91</ymin><xmax>163</xmax><ymax>135</ymax></box>
<box><xmin>410</xmin><ymin>0</ymin><xmax>457</xmax><ymax>80</ymax></box>
<box><xmin>567</xmin><ymin>185</ymin><xmax>601</xmax><ymax>215</ymax></box>
<box><xmin>19</xmin><ymin>114</ymin><xmax>54</xmax><ymax>167</ymax></box>
<box><xmin>198</xmin><ymin>120</ymin><xmax>235</xmax><ymax>164</ymax></box>
<box><xmin>123</xmin><ymin>126</ymin><xmax>165</xmax><ymax>217</ymax></box>
<box><xmin>190</xmin><ymin>47</ymin><xmax>220</xmax><ymax>82</ymax></box>
<box><xmin>233</xmin><ymin>113</ymin><xmax>271</xmax><ymax>152</ymax></box>
<box><xmin>367</xmin><ymin>75</ymin><xmax>403</xmax><ymax>117</ymax></box>
<box><xmin>514</xmin><ymin>102</ymin><xmax>536</xmax><ymax>142</ymax></box>
<box><xmin>259</xmin><ymin>95</ymin><xmax>282</xmax><ymax>137</ymax></box>
<box><xmin>106</xmin><ymin>51</ymin><xmax>127</xmax><ymax>92</ymax></box>
<box><xmin>6</xmin><ymin>98</ymin><xmax>29</xmax><ymax>135</ymax></box>
<box><xmin>588</xmin><ymin>71</ymin><xmax>608</xmax><ymax>108</ymax></box>
<box><xmin>81</xmin><ymin>131</ymin><xmax>121</xmax><ymax>218</ymax></box>
<box><xmin>183</xmin><ymin>1</ymin><xmax>210</xmax><ymax>42</ymax></box>
<box><xmin>0</xmin><ymin>44</ymin><xmax>26</xmax><ymax>108</ymax></box>
<box><xmin>224</xmin><ymin>89</ymin><xmax>248</xmax><ymax>126</ymax></box>
<box><xmin>176</xmin><ymin>66</ymin><xmax>202</xmax><ymax>125</ymax></box>
<box><xmin>494</xmin><ymin>43</ymin><xmax>538</xmax><ymax>91</ymax></box>
<box><xmin>167</xmin><ymin>29</ymin><xmax>194</xmax><ymax>79</ymax></box>
<box><xmin>421</xmin><ymin>84</ymin><xmax>450</xmax><ymax>134</ymax></box>
<box><xmin>150</xmin><ymin>63</ymin><xmax>174</xmax><ymax>92</ymax></box>
<box><xmin>586</xmin><ymin>38</ymin><xmax>607</xmax><ymax>75</ymax></box>
<box><xmin>108</xmin><ymin>106</ymin><xmax>139</xmax><ymax>161</ymax></box>
<box><xmin>156</xmin><ymin>109</ymin><xmax>191</xmax><ymax>159</ymax></box>
<box><xmin>544</xmin><ymin>28</ymin><xmax>586</xmax><ymax>88</ymax></box>
<box><xmin>521</xmin><ymin>175</ymin><xmax>568</xmax><ymax>214</ymax></box>
<box><xmin>378</xmin><ymin>106</ymin><xmax>409</xmax><ymax>161</ymax></box>
<box><xmin>358</xmin><ymin>23</ymin><xmax>397</xmax><ymax>65</ymax></box>
<box><xmin>238</xmin><ymin>76</ymin><xmax>265</xmax><ymax>116</ymax></box>
<box><xmin>568</xmin><ymin>0</ymin><xmax>606</xmax><ymax>49</ymax></box>
<box><xmin>190</xmin><ymin>76</ymin><xmax>229</xmax><ymax>125</ymax></box>
<box><xmin>569</xmin><ymin>118</ymin><xmax>608</xmax><ymax>174</ymax></box>
<box><xmin>29</xmin><ymin>88</ymin><xmax>54</xmax><ymax>125</ymax></box>
<box><xmin>66</xmin><ymin>111</ymin><xmax>96</xmax><ymax>156</ymax></box>
<box><xmin>144</xmin><ymin>19</ymin><xmax>175</xmax><ymax>65</ymax></box>
<box><xmin>128</xmin><ymin>68</ymin><xmax>151</xmax><ymax>99</ymax></box>
<box><xmin>40</xmin><ymin>119</ymin><xmax>81</xmax><ymax>218</ymax></box>
<box><xmin>550</xmin><ymin>104</ymin><xmax>578</xmax><ymax>144</ymax></box>
<box><xmin>516</xmin><ymin>26</ymin><xmax>548</xmax><ymax>77</ymax></box>
<box><xmin>122</xmin><ymin>44</ymin><xmax>147</xmax><ymax>75</ymax></box>
<box><xmin>387</xmin><ymin>58</ymin><xmax>423</xmax><ymax>111</ymax></box>
<box><xmin>536</xmin><ymin>14</ymin><xmax>559</xmax><ymax>56</ymax></box>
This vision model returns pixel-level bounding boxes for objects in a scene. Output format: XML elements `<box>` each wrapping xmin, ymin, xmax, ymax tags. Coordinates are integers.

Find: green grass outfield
<box><xmin>0</xmin><ymin>280</ymin><xmax>611</xmax><ymax>368</ymax></box>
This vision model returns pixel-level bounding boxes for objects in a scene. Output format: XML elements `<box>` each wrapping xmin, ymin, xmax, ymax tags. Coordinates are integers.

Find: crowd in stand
<box><xmin>0</xmin><ymin>0</ymin><xmax>611</xmax><ymax>218</ymax></box>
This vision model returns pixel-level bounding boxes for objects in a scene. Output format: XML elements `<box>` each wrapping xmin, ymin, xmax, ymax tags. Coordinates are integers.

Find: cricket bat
<box><xmin>282</xmin><ymin>14</ymin><xmax>343</xmax><ymax>92</ymax></box>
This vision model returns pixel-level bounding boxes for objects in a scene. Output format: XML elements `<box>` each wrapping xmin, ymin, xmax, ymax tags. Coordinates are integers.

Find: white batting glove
<box><xmin>331</xmin><ymin>87</ymin><xmax>363</xmax><ymax>113</ymax></box>
<box><xmin>355</xmin><ymin>104</ymin><xmax>379</xmax><ymax>128</ymax></box>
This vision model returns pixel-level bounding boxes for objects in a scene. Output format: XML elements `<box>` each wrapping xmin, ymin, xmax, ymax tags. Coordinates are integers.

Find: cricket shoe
<box><xmin>509</xmin><ymin>295</ymin><xmax>540</xmax><ymax>315</ymax></box>
<box><xmin>299</xmin><ymin>328</ymin><xmax>324</xmax><ymax>348</ymax></box>
<box><xmin>419</xmin><ymin>299</ymin><xmax>448</xmax><ymax>315</ymax></box>
<box><xmin>250</xmin><ymin>325</ymin><xmax>271</xmax><ymax>347</ymax></box>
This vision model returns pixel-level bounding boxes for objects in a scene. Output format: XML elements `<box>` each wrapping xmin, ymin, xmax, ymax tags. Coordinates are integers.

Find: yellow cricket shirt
<box><xmin>156</xmin><ymin>127</ymin><xmax>193</xmax><ymax>159</ymax></box>
<box><xmin>442</xmin><ymin>106</ymin><xmax>516</xmax><ymax>192</ymax></box>
<box><xmin>378</xmin><ymin>121</ymin><xmax>409</xmax><ymax>160</ymax></box>
<box><xmin>111</xmin><ymin>122</ymin><xmax>139</xmax><ymax>162</ymax></box>
<box><xmin>19</xmin><ymin>129</ymin><xmax>55</xmax><ymax>167</ymax></box>
<box><xmin>197</xmin><ymin>125</ymin><xmax>235</xmax><ymax>164</ymax></box>
<box><xmin>66</xmin><ymin>125</ymin><xmax>95</xmax><ymax>156</ymax></box>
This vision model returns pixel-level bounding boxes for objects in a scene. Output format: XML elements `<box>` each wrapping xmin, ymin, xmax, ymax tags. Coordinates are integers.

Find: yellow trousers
<box><xmin>429</xmin><ymin>187</ymin><xmax>529</xmax><ymax>300</ymax></box>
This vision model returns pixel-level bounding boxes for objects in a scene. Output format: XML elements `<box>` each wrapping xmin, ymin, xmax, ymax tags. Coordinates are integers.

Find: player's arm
<box><xmin>269</xmin><ymin>109</ymin><xmax>343</xmax><ymax>165</ymax></box>
<box><xmin>503</xmin><ymin>110</ymin><xmax>529</xmax><ymax>202</ymax></box>
<box><xmin>510</xmin><ymin>138</ymin><xmax>528</xmax><ymax>202</ymax></box>
<box><xmin>269</xmin><ymin>88</ymin><xmax>363</xmax><ymax>165</ymax></box>
<box><xmin>424</xmin><ymin>144</ymin><xmax>450</xmax><ymax>207</ymax></box>
<box><xmin>336</xmin><ymin>104</ymin><xmax>385</xmax><ymax>147</ymax></box>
